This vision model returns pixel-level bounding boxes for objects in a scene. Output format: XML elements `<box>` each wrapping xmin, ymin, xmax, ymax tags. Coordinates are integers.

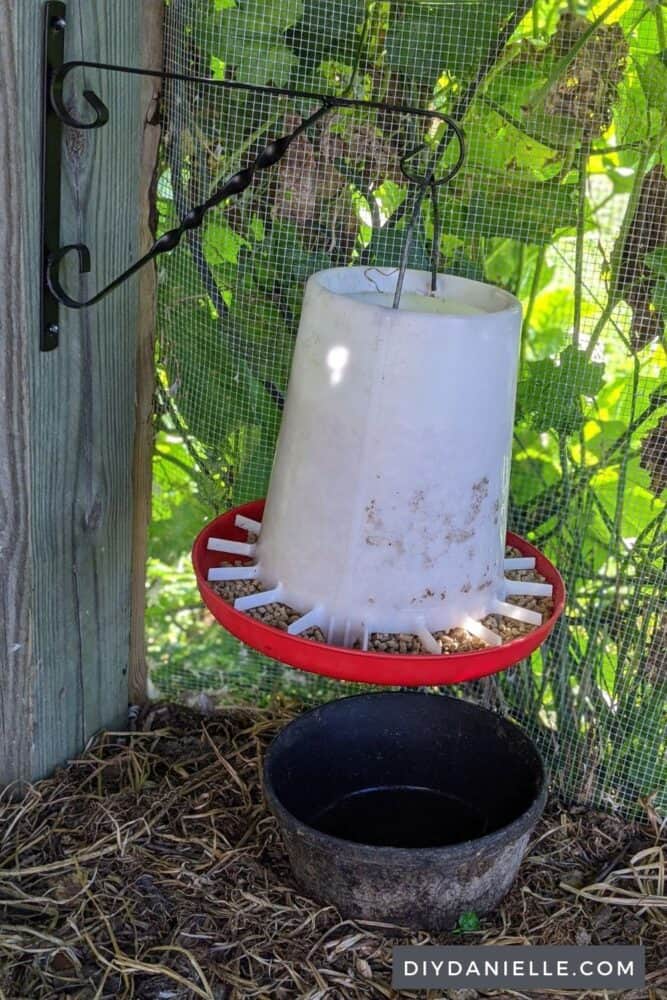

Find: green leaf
<box><xmin>486</xmin><ymin>241</ymin><xmax>555</xmax><ymax>299</ymax></box>
<box><xmin>614</xmin><ymin>75</ymin><xmax>651</xmax><ymax>145</ymax></box>
<box><xmin>204</xmin><ymin>0</ymin><xmax>304</xmax><ymax>37</ymax></box>
<box><xmin>204</xmin><ymin>221</ymin><xmax>249</xmax><ymax>266</ymax></box>
<box><xmin>652</xmin><ymin>276</ymin><xmax>667</xmax><ymax>311</ymax></box>
<box><xmin>231</xmin><ymin>281</ymin><xmax>295</xmax><ymax>390</ymax></box>
<box><xmin>590</xmin><ymin>0</ymin><xmax>635</xmax><ymax>23</ymax></box>
<box><xmin>527</xmin><ymin>288</ymin><xmax>597</xmax><ymax>359</ymax></box>
<box><xmin>210</xmin><ymin>55</ymin><xmax>225</xmax><ymax>79</ymax></box>
<box><xmin>512</xmin><ymin>427</ymin><xmax>561</xmax><ymax>506</ymax></box>
<box><xmin>237</xmin><ymin>42</ymin><xmax>298</xmax><ymax>86</ymax></box>
<box><xmin>158</xmin><ymin>253</ymin><xmax>285</xmax><ymax>452</ymax></box>
<box><xmin>193</xmin><ymin>0</ymin><xmax>303</xmax><ymax>84</ymax></box>
<box><xmin>527</xmin><ymin>288</ymin><xmax>574</xmax><ymax>359</ymax></box>
<box><xmin>237</xmin><ymin>0</ymin><xmax>304</xmax><ymax>34</ymax></box>
<box><xmin>285</xmin><ymin>0</ymin><xmax>367</xmax><ymax>71</ymax></box>
<box><xmin>637</xmin><ymin>54</ymin><xmax>667</xmax><ymax>111</ymax></box>
<box><xmin>481</xmin><ymin>48</ymin><xmax>584</xmax><ymax>153</ymax></box>
<box><xmin>246</xmin><ymin>221</ymin><xmax>332</xmax><ymax>316</ymax></box>
<box><xmin>386</xmin><ymin>2</ymin><xmax>517</xmax><ymax>79</ymax></box>
<box><xmin>365</xmin><ymin>221</ymin><xmax>431</xmax><ymax>271</ymax></box>
<box><xmin>518</xmin><ymin>346</ymin><xmax>606</xmax><ymax>434</ymax></box>
<box><xmin>645</xmin><ymin>248</ymin><xmax>667</xmax><ymax>277</ymax></box>
<box><xmin>590</xmin><ymin>461</ymin><xmax>663</xmax><ymax>540</ymax></box>
<box><xmin>581</xmin><ymin>418</ymin><xmax>628</xmax><ymax>461</ymax></box>
<box><xmin>456</xmin><ymin>911</ymin><xmax>481</xmax><ymax>932</ymax></box>
<box><xmin>441</xmin><ymin>178</ymin><xmax>579</xmax><ymax>245</ymax></box>
<box><xmin>227</xmin><ymin>415</ymin><xmax>275</xmax><ymax>503</ymax></box>
<box><xmin>249</xmin><ymin>216</ymin><xmax>266</xmax><ymax>242</ymax></box>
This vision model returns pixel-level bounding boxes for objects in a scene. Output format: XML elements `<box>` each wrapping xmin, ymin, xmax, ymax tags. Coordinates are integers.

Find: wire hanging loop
<box><xmin>46</xmin><ymin>59</ymin><xmax>465</xmax><ymax>311</ymax></box>
<box><xmin>393</xmin><ymin>117</ymin><xmax>465</xmax><ymax>308</ymax></box>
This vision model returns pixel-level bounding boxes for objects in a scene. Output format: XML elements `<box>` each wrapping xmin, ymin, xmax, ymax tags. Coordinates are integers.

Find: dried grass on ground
<box><xmin>0</xmin><ymin>703</ymin><xmax>665</xmax><ymax>999</ymax></box>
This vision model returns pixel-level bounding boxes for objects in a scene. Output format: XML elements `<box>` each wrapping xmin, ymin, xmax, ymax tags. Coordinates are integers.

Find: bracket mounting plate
<box><xmin>41</xmin><ymin>1</ymin><xmax>67</xmax><ymax>351</ymax></box>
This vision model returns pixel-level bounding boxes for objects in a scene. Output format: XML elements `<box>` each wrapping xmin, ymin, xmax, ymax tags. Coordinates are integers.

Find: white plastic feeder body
<box><xmin>250</xmin><ymin>267</ymin><xmax>526</xmax><ymax>643</ymax></box>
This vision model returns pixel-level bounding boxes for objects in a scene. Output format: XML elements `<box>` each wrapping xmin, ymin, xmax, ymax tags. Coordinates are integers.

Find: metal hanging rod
<box><xmin>41</xmin><ymin>1</ymin><xmax>465</xmax><ymax>351</ymax></box>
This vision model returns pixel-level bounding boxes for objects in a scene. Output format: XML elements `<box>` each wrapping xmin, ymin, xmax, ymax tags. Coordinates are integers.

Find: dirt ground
<box><xmin>1</xmin><ymin>702</ymin><xmax>664</xmax><ymax>999</ymax></box>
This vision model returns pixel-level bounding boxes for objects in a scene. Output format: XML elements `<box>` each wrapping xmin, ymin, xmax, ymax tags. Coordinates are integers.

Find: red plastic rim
<box><xmin>192</xmin><ymin>500</ymin><xmax>566</xmax><ymax>687</ymax></box>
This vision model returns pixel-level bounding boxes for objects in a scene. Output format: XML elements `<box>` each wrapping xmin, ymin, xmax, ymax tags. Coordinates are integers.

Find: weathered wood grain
<box><xmin>130</xmin><ymin>1</ymin><xmax>163</xmax><ymax>704</ymax></box>
<box><xmin>0</xmin><ymin>9</ymin><xmax>34</xmax><ymax>787</ymax></box>
<box><xmin>1</xmin><ymin>1</ymin><xmax>162</xmax><ymax>782</ymax></box>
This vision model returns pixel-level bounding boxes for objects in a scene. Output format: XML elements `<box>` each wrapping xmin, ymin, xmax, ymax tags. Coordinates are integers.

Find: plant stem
<box><xmin>581</xmin><ymin>300</ymin><xmax>616</xmax><ymax>360</ymax></box>
<box><xmin>584</xmin><ymin>142</ymin><xmax>654</xmax><ymax>360</ymax></box>
<box><xmin>155</xmin><ymin>384</ymin><xmax>217</xmax><ymax>487</ymax></box>
<box><xmin>612</xmin><ymin>356</ymin><xmax>640</xmax><ymax>594</ymax></box>
<box><xmin>656</xmin><ymin>3</ymin><xmax>666</xmax><ymax>51</ymax></box>
<box><xmin>573</xmin><ymin>139</ymin><xmax>591</xmax><ymax>350</ymax></box>
<box><xmin>341</xmin><ymin>1</ymin><xmax>376</xmax><ymax>97</ymax></box>
<box><xmin>532</xmin><ymin>0</ymin><xmax>540</xmax><ymax>39</ymax></box>
<box><xmin>521</xmin><ymin>246</ymin><xmax>545</xmax><ymax>367</ymax></box>
<box><xmin>618</xmin><ymin>507</ymin><xmax>667</xmax><ymax>575</ymax></box>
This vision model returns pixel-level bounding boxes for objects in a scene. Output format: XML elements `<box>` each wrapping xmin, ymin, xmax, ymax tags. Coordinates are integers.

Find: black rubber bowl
<box><xmin>264</xmin><ymin>692</ymin><xmax>546</xmax><ymax>930</ymax></box>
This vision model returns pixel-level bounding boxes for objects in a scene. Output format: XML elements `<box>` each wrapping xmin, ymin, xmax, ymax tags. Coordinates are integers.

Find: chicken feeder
<box><xmin>193</xmin><ymin>267</ymin><xmax>564</xmax><ymax>685</ymax></box>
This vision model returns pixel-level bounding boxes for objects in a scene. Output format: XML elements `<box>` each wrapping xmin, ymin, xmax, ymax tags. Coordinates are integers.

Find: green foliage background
<box><xmin>150</xmin><ymin>0</ymin><xmax>667</xmax><ymax>816</ymax></box>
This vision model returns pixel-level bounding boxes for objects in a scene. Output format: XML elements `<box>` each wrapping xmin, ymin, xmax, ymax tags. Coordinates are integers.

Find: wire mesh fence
<box><xmin>151</xmin><ymin>0</ymin><xmax>666</xmax><ymax>818</ymax></box>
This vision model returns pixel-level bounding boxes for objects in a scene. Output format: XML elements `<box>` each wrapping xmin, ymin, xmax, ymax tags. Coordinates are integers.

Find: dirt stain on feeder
<box><xmin>365</xmin><ymin>534</ymin><xmax>405</xmax><ymax>558</ymax></box>
<box><xmin>409</xmin><ymin>489</ymin><xmax>425</xmax><ymax>513</ymax></box>
<box><xmin>365</xmin><ymin>499</ymin><xmax>383</xmax><ymax>530</ymax></box>
<box><xmin>409</xmin><ymin>587</ymin><xmax>435</xmax><ymax>605</ymax></box>
<box><xmin>445</xmin><ymin>527</ymin><xmax>474</xmax><ymax>545</ymax></box>
<box><xmin>466</xmin><ymin>476</ymin><xmax>490</xmax><ymax>525</ymax></box>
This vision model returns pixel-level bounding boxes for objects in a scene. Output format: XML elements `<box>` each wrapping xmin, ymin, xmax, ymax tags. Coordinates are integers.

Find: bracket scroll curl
<box><xmin>50</xmin><ymin>61</ymin><xmax>111</xmax><ymax>129</ymax></box>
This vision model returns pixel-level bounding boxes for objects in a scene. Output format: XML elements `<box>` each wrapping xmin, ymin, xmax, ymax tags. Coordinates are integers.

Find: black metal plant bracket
<box><xmin>41</xmin><ymin>1</ymin><xmax>465</xmax><ymax>351</ymax></box>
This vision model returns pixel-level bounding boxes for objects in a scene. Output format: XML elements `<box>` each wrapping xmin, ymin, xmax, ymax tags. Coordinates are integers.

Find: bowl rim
<box><xmin>262</xmin><ymin>691</ymin><xmax>548</xmax><ymax>862</ymax></box>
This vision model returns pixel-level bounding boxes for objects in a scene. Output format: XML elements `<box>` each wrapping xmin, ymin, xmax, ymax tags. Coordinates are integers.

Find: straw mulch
<box><xmin>1</xmin><ymin>703</ymin><xmax>665</xmax><ymax>1000</ymax></box>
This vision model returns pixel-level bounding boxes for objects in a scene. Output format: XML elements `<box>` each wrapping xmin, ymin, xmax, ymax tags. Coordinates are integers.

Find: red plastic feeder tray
<box><xmin>192</xmin><ymin>500</ymin><xmax>565</xmax><ymax>687</ymax></box>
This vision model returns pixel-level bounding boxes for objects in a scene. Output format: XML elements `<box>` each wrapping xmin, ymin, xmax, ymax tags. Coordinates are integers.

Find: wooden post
<box><xmin>130</xmin><ymin>4</ymin><xmax>164</xmax><ymax>705</ymax></box>
<box><xmin>0</xmin><ymin>1</ymin><xmax>162</xmax><ymax>784</ymax></box>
